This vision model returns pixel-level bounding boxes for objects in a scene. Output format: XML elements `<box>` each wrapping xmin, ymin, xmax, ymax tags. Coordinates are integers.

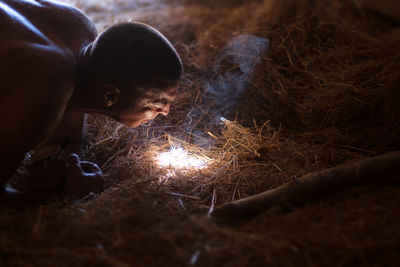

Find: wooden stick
<box><xmin>211</xmin><ymin>151</ymin><xmax>400</xmax><ymax>222</ymax></box>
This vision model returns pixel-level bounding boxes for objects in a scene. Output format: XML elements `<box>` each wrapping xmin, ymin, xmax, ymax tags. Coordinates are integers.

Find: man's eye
<box><xmin>143</xmin><ymin>107</ymin><xmax>152</xmax><ymax>111</ymax></box>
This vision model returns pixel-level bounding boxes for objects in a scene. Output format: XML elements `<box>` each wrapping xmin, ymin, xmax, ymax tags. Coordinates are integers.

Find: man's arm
<box><xmin>27</xmin><ymin>109</ymin><xmax>86</xmax><ymax>193</ymax></box>
<box><xmin>0</xmin><ymin>42</ymin><xmax>104</xmax><ymax>198</ymax></box>
<box><xmin>32</xmin><ymin>110</ymin><xmax>86</xmax><ymax>161</ymax></box>
<box><xmin>0</xmin><ymin>41</ymin><xmax>75</xmax><ymax>188</ymax></box>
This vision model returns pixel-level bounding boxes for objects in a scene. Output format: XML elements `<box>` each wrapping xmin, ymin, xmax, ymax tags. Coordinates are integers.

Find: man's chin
<box><xmin>115</xmin><ymin>117</ymin><xmax>152</xmax><ymax>128</ymax></box>
<box><xmin>115</xmin><ymin>119</ymin><xmax>139</xmax><ymax>128</ymax></box>
<box><xmin>124</xmin><ymin>120</ymin><xmax>149</xmax><ymax>128</ymax></box>
<box><xmin>125</xmin><ymin>122</ymin><xmax>141</xmax><ymax>128</ymax></box>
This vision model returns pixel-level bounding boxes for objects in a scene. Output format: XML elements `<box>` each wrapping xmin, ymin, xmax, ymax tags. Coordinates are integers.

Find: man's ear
<box><xmin>103</xmin><ymin>85</ymin><xmax>120</xmax><ymax>108</ymax></box>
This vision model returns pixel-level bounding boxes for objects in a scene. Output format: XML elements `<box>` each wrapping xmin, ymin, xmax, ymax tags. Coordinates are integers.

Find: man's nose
<box><xmin>156</xmin><ymin>104</ymin><xmax>170</xmax><ymax>116</ymax></box>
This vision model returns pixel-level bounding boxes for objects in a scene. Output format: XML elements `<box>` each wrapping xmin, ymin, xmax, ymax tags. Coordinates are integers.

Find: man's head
<box><xmin>82</xmin><ymin>22</ymin><xmax>183</xmax><ymax>127</ymax></box>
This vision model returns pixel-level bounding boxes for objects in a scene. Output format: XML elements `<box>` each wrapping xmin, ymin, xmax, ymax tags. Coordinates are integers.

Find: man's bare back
<box><xmin>0</xmin><ymin>0</ymin><xmax>183</xmax><ymax>199</ymax></box>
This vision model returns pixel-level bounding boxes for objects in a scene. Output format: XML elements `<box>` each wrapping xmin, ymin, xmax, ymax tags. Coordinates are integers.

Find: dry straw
<box><xmin>2</xmin><ymin>0</ymin><xmax>400</xmax><ymax>266</ymax></box>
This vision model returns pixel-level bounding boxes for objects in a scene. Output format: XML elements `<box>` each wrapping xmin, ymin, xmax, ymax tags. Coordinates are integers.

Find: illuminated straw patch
<box><xmin>156</xmin><ymin>147</ymin><xmax>207</xmax><ymax>169</ymax></box>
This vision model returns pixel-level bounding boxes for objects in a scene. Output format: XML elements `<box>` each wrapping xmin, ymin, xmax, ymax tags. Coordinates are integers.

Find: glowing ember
<box><xmin>156</xmin><ymin>147</ymin><xmax>207</xmax><ymax>169</ymax></box>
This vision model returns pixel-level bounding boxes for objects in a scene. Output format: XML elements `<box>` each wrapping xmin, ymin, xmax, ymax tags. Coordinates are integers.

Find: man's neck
<box><xmin>68</xmin><ymin>43</ymin><xmax>97</xmax><ymax>111</ymax></box>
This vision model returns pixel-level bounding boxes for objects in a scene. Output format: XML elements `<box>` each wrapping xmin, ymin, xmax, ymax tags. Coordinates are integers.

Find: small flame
<box><xmin>156</xmin><ymin>147</ymin><xmax>208</xmax><ymax>169</ymax></box>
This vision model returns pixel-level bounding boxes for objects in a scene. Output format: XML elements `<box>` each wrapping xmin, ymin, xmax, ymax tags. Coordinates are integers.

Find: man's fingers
<box><xmin>80</xmin><ymin>161</ymin><xmax>102</xmax><ymax>174</ymax></box>
<box><xmin>63</xmin><ymin>155</ymin><xmax>104</xmax><ymax>197</ymax></box>
<box><xmin>67</xmin><ymin>154</ymin><xmax>82</xmax><ymax>174</ymax></box>
<box><xmin>68</xmin><ymin>154</ymin><xmax>80</xmax><ymax>165</ymax></box>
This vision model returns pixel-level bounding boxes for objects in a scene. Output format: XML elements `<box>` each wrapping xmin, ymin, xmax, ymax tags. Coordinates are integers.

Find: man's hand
<box><xmin>65</xmin><ymin>154</ymin><xmax>105</xmax><ymax>198</ymax></box>
<box><xmin>28</xmin><ymin>159</ymin><xmax>67</xmax><ymax>193</ymax></box>
<box><xmin>28</xmin><ymin>153</ymin><xmax>104</xmax><ymax>198</ymax></box>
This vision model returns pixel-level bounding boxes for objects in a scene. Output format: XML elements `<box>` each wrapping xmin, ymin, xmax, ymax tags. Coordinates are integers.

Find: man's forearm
<box><xmin>33</xmin><ymin>110</ymin><xmax>86</xmax><ymax>160</ymax></box>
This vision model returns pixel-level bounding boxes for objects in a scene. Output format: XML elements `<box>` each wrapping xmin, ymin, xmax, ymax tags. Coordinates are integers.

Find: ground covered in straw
<box><xmin>1</xmin><ymin>0</ymin><xmax>400</xmax><ymax>266</ymax></box>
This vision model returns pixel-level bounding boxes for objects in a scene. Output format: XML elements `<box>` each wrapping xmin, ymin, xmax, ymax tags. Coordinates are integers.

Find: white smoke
<box><xmin>188</xmin><ymin>34</ymin><xmax>269</xmax><ymax>134</ymax></box>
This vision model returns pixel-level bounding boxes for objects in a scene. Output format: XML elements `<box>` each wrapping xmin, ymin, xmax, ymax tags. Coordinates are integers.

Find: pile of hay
<box><xmin>1</xmin><ymin>0</ymin><xmax>400</xmax><ymax>266</ymax></box>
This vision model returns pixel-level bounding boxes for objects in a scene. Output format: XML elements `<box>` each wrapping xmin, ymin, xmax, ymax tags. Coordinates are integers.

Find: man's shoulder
<box><xmin>0</xmin><ymin>41</ymin><xmax>76</xmax><ymax>154</ymax></box>
<box><xmin>0</xmin><ymin>0</ymin><xmax>97</xmax><ymax>48</ymax></box>
<box><xmin>39</xmin><ymin>0</ymin><xmax>97</xmax><ymax>40</ymax></box>
<box><xmin>0</xmin><ymin>41</ymin><xmax>76</xmax><ymax>98</ymax></box>
<box><xmin>0</xmin><ymin>41</ymin><xmax>75</xmax><ymax>69</ymax></box>
<box><xmin>38</xmin><ymin>0</ymin><xmax>97</xmax><ymax>35</ymax></box>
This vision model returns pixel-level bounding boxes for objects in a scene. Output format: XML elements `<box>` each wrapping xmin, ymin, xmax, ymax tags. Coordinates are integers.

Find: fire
<box><xmin>156</xmin><ymin>147</ymin><xmax>208</xmax><ymax>170</ymax></box>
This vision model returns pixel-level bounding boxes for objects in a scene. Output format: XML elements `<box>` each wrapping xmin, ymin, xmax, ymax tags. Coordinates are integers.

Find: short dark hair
<box><xmin>89</xmin><ymin>22</ymin><xmax>183</xmax><ymax>95</ymax></box>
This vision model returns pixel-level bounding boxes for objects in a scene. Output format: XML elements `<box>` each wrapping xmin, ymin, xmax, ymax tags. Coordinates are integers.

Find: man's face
<box><xmin>114</xmin><ymin>85</ymin><xmax>178</xmax><ymax>128</ymax></box>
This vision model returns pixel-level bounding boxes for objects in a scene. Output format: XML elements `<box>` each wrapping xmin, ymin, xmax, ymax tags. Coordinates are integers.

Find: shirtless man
<box><xmin>0</xmin><ymin>0</ymin><xmax>183</xmax><ymax>199</ymax></box>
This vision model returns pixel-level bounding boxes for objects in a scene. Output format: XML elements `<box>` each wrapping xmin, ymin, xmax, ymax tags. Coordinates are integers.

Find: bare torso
<box><xmin>0</xmin><ymin>0</ymin><xmax>97</xmax><ymax>184</ymax></box>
